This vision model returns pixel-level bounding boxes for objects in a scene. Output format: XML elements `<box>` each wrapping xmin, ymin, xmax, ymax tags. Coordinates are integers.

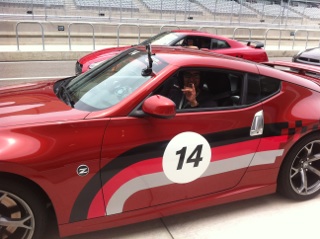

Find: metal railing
<box><xmin>68</xmin><ymin>23</ymin><xmax>95</xmax><ymax>50</ymax></box>
<box><xmin>16</xmin><ymin>21</ymin><xmax>45</xmax><ymax>50</ymax></box>
<box><xmin>14</xmin><ymin>22</ymin><xmax>320</xmax><ymax>52</ymax></box>
<box><xmin>117</xmin><ymin>24</ymin><xmax>140</xmax><ymax>46</ymax></box>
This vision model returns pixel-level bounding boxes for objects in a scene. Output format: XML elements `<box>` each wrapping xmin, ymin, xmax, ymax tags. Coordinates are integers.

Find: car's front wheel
<box><xmin>278</xmin><ymin>133</ymin><xmax>320</xmax><ymax>200</ymax></box>
<box><xmin>0</xmin><ymin>180</ymin><xmax>47</xmax><ymax>239</ymax></box>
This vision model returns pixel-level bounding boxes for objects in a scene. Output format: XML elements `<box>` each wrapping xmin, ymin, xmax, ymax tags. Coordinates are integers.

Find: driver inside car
<box><xmin>168</xmin><ymin>70</ymin><xmax>217</xmax><ymax>109</ymax></box>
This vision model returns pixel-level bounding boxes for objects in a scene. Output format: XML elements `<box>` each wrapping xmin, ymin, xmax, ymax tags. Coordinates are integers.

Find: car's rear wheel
<box><xmin>278</xmin><ymin>134</ymin><xmax>320</xmax><ymax>200</ymax></box>
<box><xmin>0</xmin><ymin>180</ymin><xmax>47</xmax><ymax>239</ymax></box>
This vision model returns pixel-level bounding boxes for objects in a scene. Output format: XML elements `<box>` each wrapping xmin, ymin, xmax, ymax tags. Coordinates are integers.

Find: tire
<box><xmin>278</xmin><ymin>133</ymin><xmax>320</xmax><ymax>201</ymax></box>
<box><xmin>0</xmin><ymin>180</ymin><xmax>48</xmax><ymax>239</ymax></box>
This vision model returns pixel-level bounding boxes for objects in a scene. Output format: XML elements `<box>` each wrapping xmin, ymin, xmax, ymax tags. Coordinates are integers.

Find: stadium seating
<box><xmin>196</xmin><ymin>0</ymin><xmax>256</xmax><ymax>16</ymax></box>
<box><xmin>290</xmin><ymin>4</ymin><xmax>320</xmax><ymax>20</ymax></box>
<box><xmin>247</xmin><ymin>1</ymin><xmax>301</xmax><ymax>18</ymax></box>
<box><xmin>0</xmin><ymin>0</ymin><xmax>320</xmax><ymax>28</ymax></box>
<box><xmin>0</xmin><ymin>0</ymin><xmax>64</xmax><ymax>7</ymax></box>
<box><xmin>74</xmin><ymin>0</ymin><xmax>139</xmax><ymax>11</ymax></box>
<box><xmin>140</xmin><ymin>0</ymin><xmax>202</xmax><ymax>14</ymax></box>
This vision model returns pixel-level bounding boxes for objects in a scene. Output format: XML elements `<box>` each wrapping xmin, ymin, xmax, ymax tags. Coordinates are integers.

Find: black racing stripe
<box><xmin>302</xmin><ymin>126</ymin><xmax>308</xmax><ymax>133</ymax></box>
<box><xmin>100</xmin><ymin>141</ymin><xmax>169</xmax><ymax>184</ymax></box>
<box><xmin>69</xmin><ymin>173</ymin><xmax>102</xmax><ymax>222</ymax></box>
<box><xmin>263</xmin><ymin>122</ymin><xmax>288</xmax><ymax>137</ymax></box>
<box><xmin>312</xmin><ymin>124</ymin><xmax>319</xmax><ymax>131</ymax></box>
<box><xmin>69</xmin><ymin>122</ymin><xmax>290</xmax><ymax>222</ymax></box>
<box><xmin>69</xmin><ymin>140</ymin><xmax>169</xmax><ymax>222</ymax></box>
<box><xmin>206</xmin><ymin>127</ymin><xmax>255</xmax><ymax>147</ymax></box>
<box><xmin>288</xmin><ymin>128</ymin><xmax>296</xmax><ymax>135</ymax></box>
<box><xmin>296</xmin><ymin>121</ymin><xmax>302</xmax><ymax>127</ymax></box>
<box><xmin>99</xmin><ymin>127</ymin><xmax>253</xmax><ymax>184</ymax></box>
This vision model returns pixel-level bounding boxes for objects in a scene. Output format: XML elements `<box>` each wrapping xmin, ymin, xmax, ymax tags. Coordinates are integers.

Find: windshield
<box><xmin>62</xmin><ymin>48</ymin><xmax>168</xmax><ymax>111</ymax></box>
<box><xmin>141</xmin><ymin>31</ymin><xmax>181</xmax><ymax>46</ymax></box>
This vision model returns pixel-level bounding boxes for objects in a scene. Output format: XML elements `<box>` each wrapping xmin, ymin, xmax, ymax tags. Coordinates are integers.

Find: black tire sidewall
<box><xmin>278</xmin><ymin>133</ymin><xmax>320</xmax><ymax>201</ymax></box>
<box><xmin>0</xmin><ymin>179</ymin><xmax>48</xmax><ymax>239</ymax></box>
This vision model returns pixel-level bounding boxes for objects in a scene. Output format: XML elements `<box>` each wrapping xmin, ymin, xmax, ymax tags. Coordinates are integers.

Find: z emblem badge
<box><xmin>77</xmin><ymin>165</ymin><xmax>89</xmax><ymax>177</ymax></box>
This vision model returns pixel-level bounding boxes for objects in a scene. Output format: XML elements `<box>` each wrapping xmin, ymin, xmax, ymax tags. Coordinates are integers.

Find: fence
<box><xmin>11</xmin><ymin>21</ymin><xmax>320</xmax><ymax>52</ymax></box>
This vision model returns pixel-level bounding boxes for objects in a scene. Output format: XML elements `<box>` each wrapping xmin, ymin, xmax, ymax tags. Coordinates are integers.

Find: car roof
<box><xmin>136</xmin><ymin>45</ymin><xmax>258</xmax><ymax>73</ymax></box>
<box><xmin>258</xmin><ymin>61</ymin><xmax>320</xmax><ymax>92</ymax></box>
<box><xmin>170</xmin><ymin>29</ymin><xmax>244</xmax><ymax>47</ymax></box>
<box><xmin>263</xmin><ymin>61</ymin><xmax>320</xmax><ymax>73</ymax></box>
<box><xmin>135</xmin><ymin>45</ymin><xmax>320</xmax><ymax>92</ymax></box>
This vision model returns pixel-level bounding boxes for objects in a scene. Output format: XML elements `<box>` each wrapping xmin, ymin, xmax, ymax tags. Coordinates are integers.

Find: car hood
<box><xmin>78</xmin><ymin>46</ymin><xmax>130</xmax><ymax>64</ymax></box>
<box><xmin>0</xmin><ymin>80</ymin><xmax>89</xmax><ymax>128</ymax></box>
<box><xmin>299</xmin><ymin>47</ymin><xmax>320</xmax><ymax>59</ymax></box>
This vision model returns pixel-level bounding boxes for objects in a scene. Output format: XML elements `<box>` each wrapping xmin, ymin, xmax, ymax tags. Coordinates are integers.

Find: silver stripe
<box><xmin>203</xmin><ymin>153</ymin><xmax>254</xmax><ymax>177</ymax></box>
<box><xmin>106</xmin><ymin>149</ymin><xmax>284</xmax><ymax>215</ymax></box>
<box><xmin>106</xmin><ymin>173</ymin><xmax>171</xmax><ymax>215</ymax></box>
<box><xmin>250</xmin><ymin>149</ymin><xmax>284</xmax><ymax>166</ymax></box>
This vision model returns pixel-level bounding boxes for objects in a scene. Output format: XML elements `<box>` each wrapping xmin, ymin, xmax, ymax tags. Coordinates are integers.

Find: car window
<box><xmin>150</xmin><ymin>32</ymin><xmax>181</xmax><ymax>45</ymax></box>
<box><xmin>154</xmin><ymin>69</ymin><xmax>280</xmax><ymax>112</ymax></box>
<box><xmin>140</xmin><ymin>31</ymin><xmax>180</xmax><ymax>46</ymax></box>
<box><xmin>175</xmin><ymin>36</ymin><xmax>212</xmax><ymax>49</ymax></box>
<box><xmin>155</xmin><ymin>69</ymin><xmax>243</xmax><ymax>111</ymax></box>
<box><xmin>210</xmin><ymin>39</ymin><xmax>230</xmax><ymax>49</ymax></box>
<box><xmin>174</xmin><ymin>37</ymin><xmax>198</xmax><ymax>49</ymax></box>
<box><xmin>199</xmin><ymin>37</ymin><xmax>211</xmax><ymax>49</ymax></box>
<box><xmin>245</xmin><ymin>74</ymin><xmax>281</xmax><ymax>105</ymax></box>
<box><xmin>64</xmin><ymin>49</ymin><xmax>168</xmax><ymax>111</ymax></box>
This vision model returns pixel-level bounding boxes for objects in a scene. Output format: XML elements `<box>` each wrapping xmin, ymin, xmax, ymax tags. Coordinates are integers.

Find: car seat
<box><xmin>204</xmin><ymin>72</ymin><xmax>234</xmax><ymax>106</ymax></box>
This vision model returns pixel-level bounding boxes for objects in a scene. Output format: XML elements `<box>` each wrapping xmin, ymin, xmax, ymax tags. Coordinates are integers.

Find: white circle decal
<box><xmin>163</xmin><ymin>131</ymin><xmax>211</xmax><ymax>184</ymax></box>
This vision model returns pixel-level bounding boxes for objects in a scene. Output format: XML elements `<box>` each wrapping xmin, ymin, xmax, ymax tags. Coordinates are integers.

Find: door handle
<box><xmin>250</xmin><ymin>110</ymin><xmax>264</xmax><ymax>136</ymax></box>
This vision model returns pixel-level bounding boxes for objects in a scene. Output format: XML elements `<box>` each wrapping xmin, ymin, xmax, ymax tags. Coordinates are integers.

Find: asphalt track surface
<box><xmin>2</xmin><ymin>59</ymin><xmax>320</xmax><ymax>239</ymax></box>
<box><xmin>0</xmin><ymin>57</ymin><xmax>292</xmax><ymax>84</ymax></box>
<box><xmin>0</xmin><ymin>61</ymin><xmax>76</xmax><ymax>86</ymax></box>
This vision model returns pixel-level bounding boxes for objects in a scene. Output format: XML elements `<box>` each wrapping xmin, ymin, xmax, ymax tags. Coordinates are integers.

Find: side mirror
<box><xmin>142</xmin><ymin>95</ymin><xmax>176</xmax><ymax>119</ymax></box>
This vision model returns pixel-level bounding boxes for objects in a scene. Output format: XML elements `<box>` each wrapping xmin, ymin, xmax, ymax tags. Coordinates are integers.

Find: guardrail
<box><xmin>68</xmin><ymin>23</ymin><xmax>95</xmax><ymax>51</ymax></box>
<box><xmin>16</xmin><ymin>22</ymin><xmax>45</xmax><ymax>51</ymax></box>
<box><xmin>14</xmin><ymin>22</ymin><xmax>320</xmax><ymax>51</ymax></box>
<box><xmin>117</xmin><ymin>24</ymin><xmax>141</xmax><ymax>46</ymax></box>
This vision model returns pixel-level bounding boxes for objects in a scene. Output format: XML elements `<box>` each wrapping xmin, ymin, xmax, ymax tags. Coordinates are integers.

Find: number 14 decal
<box><xmin>163</xmin><ymin>132</ymin><xmax>211</xmax><ymax>184</ymax></box>
<box><xmin>176</xmin><ymin>145</ymin><xmax>203</xmax><ymax>170</ymax></box>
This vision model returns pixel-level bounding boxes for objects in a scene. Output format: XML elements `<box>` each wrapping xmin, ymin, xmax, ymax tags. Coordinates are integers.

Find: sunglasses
<box><xmin>184</xmin><ymin>72</ymin><xmax>200</xmax><ymax>79</ymax></box>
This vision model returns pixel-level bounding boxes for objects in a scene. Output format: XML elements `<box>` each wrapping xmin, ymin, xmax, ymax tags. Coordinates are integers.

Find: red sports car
<box><xmin>75</xmin><ymin>29</ymin><xmax>269</xmax><ymax>75</ymax></box>
<box><xmin>1</xmin><ymin>46</ymin><xmax>320</xmax><ymax>239</ymax></box>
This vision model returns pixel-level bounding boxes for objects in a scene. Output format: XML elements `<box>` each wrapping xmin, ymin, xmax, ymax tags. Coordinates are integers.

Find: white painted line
<box><xmin>0</xmin><ymin>76</ymin><xmax>71</xmax><ymax>81</ymax></box>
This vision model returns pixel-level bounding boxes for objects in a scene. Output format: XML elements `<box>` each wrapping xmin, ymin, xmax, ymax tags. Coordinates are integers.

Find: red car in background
<box><xmin>75</xmin><ymin>29</ymin><xmax>269</xmax><ymax>75</ymax></box>
<box><xmin>2</xmin><ymin>46</ymin><xmax>320</xmax><ymax>239</ymax></box>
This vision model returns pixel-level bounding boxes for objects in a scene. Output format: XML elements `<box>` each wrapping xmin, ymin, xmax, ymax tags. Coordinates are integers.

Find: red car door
<box><xmin>99</xmin><ymin>103</ymin><xmax>263</xmax><ymax>216</ymax></box>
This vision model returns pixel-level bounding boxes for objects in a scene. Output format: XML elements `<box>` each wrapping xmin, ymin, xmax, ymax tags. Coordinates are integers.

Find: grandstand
<box><xmin>141</xmin><ymin>0</ymin><xmax>202</xmax><ymax>14</ymax></box>
<box><xmin>0</xmin><ymin>0</ymin><xmax>64</xmax><ymax>7</ymax></box>
<box><xmin>196</xmin><ymin>0</ymin><xmax>256</xmax><ymax>16</ymax></box>
<box><xmin>289</xmin><ymin>1</ymin><xmax>320</xmax><ymax>20</ymax></box>
<box><xmin>1</xmin><ymin>0</ymin><xmax>320</xmax><ymax>24</ymax></box>
<box><xmin>246</xmin><ymin>1</ymin><xmax>301</xmax><ymax>18</ymax></box>
<box><xmin>74</xmin><ymin>0</ymin><xmax>139</xmax><ymax>11</ymax></box>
